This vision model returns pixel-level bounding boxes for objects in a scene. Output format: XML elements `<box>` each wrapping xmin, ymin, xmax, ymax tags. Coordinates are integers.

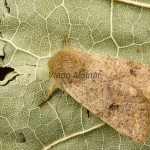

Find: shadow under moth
<box><xmin>39</xmin><ymin>47</ymin><xmax>150</xmax><ymax>143</ymax></box>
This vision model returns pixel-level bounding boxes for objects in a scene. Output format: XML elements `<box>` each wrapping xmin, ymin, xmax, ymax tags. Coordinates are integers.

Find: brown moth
<box><xmin>39</xmin><ymin>47</ymin><xmax>150</xmax><ymax>143</ymax></box>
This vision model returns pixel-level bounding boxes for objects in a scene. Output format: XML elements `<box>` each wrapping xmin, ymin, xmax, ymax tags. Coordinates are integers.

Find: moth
<box><xmin>39</xmin><ymin>47</ymin><xmax>150</xmax><ymax>143</ymax></box>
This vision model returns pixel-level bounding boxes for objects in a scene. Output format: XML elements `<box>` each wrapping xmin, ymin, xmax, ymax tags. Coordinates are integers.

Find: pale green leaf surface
<box><xmin>0</xmin><ymin>40</ymin><xmax>6</xmax><ymax>56</ymax></box>
<box><xmin>0</xmin><ymin>0</ymin><xmax>150</xmax><ymax>150</ymax></box>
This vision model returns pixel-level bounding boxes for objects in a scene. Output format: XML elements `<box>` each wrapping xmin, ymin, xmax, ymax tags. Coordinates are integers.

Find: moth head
<box><xmin>48</xmin><ymin>47</ymin><xmax>89</xmax><ymax>84</ymax></box>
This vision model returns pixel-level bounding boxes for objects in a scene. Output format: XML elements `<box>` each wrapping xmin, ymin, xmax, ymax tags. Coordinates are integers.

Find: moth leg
<box><xmin>38</xmin><ymin>82</ymin><xmax>56</xmax><ymax>107</ymax></box>
<box><xmin>86</xmin><ymin>110</ymin><xmax>90</xmax><ymax>118</ymax></box>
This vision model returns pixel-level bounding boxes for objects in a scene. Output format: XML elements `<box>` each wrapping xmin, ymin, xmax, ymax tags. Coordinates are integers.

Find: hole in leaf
<box><xmin>4</xmin><ymin>0</ymin><xmax>10</xmax><ymax>13</ymax></box>
<box><xmin>0</xmin><ymin>67</ymin><xmax>14</xmax><ymax>81</ymax></box>
<box><xmin>0</xmin><ymin>56</ymin><xmax>4</xmax><ymax>61</ymax></box>
<box><xmin>16</xmin><ymin>133</ymin><xmax>26</xmax><ymax>143</ymax></box>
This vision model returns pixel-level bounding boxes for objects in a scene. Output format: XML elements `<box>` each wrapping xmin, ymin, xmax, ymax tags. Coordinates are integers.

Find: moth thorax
<box><xmin>48</xmin><ymin>50</ymin><xmax>87</xmax><ymax>84</ymax></box>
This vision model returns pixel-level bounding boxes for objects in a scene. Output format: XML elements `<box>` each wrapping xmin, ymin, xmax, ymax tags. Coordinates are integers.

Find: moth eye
<box><xmin>109</xmin><ymin>103</ymin><xmax>119</xmax><ymax>111</ymax></box>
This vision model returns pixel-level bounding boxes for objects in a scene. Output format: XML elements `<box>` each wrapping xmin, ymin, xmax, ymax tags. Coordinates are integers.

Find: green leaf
<box><xmin>0</xmin><ymin>0</ymin><xmax>150</xmax><ymax>149</ymax></box>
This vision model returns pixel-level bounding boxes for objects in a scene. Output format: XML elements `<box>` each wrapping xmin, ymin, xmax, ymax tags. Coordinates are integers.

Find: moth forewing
<box><xmin>63</xmin><ymin>71</ymin><xmax>150</xmax><ymax>142</ymax></box>
<box><xmin>41</xmin><ymin>47</ymin><xmax>150</xmax><ymax>142</ymax></box>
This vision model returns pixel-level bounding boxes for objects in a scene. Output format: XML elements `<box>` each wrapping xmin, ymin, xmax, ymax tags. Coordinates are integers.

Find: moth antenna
<box><xmin>64</xmin><ymin>36</ymin><xmax>70</xmax><ymax>48</ymax></box>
